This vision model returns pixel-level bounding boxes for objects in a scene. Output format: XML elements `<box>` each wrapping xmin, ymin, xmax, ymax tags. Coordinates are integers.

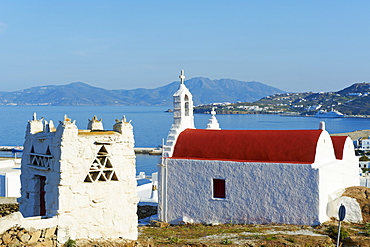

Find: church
<box><xmin>158</xmin><ymin>70</ymin><xmax>360</xmax><ymax>225</ymax></box>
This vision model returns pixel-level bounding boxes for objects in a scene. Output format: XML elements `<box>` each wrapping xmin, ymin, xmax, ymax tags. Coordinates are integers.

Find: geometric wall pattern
<box><xmin>84</xmin><ymin>145</ymin><xmax>118</xmax><ymax>183</ymax></box>
<box><xmin>29</xmin><ymin>146</ymin><xmax>52</xmax><ymax>170</ymax></box>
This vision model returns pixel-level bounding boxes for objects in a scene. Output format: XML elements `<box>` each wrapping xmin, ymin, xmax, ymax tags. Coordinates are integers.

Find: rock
<box><xmin>343</xmin><ymin>186</ymin><xmax>370</xmax><ymax>222</ymax></box>
<box><xmin>44</xmin><ymin>226</ymin><xmax>57</xmax><ymax>238</ymax></box>
<box><xmin>149</xmin><ymin>220</ymin><xmax>169</xmax><ymax>228</ymax></box>
<box><xmin>28</xmin><ymin>230</ymin><xmax>42</xmax><ymax>244</ymax></box>
<box><xmin>2</xmin><ymin>232</ymin><xmax>12</xmax><ymax>244</ymax></box>
<box><xmin>19</xmin><ymin>232</ymin><xmax>31</xmax><ymax>243</ymax></box>
<box><xmin>8</xmin><ymin>238</ymin><xmax>21</xmax><ymax>247</ymax></box>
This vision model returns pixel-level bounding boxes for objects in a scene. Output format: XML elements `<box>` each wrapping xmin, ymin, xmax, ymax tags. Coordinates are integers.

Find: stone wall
<box><xmin>0</xmin><ymin>226</ymin><xmax>57</xmax><ymax>247</ymax></box>
<box><xmin>137</xmin><ymin>205</ymin><xmax>157</xmax><ymax>220</ymax></box>
<box><xmin>0</xmin><ymin>204</ymin><xmax>18</xmax><ymax>217</ymax></box>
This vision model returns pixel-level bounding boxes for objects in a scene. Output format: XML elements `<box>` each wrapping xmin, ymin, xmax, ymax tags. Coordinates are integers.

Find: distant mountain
<box><xmin>251</xmin><ymin>82</ymin><xmax>370</xmax><ymax>115</ymax></box>
<box><xmin>0</xmin><ymin>78</ymin><xmax>284</xmax><ymax>106</ymax></box>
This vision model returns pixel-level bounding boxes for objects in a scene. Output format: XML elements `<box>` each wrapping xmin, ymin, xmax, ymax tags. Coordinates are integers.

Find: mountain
<box><xmin>203</xmin><ymin>82</ymin><xmax>370</xmax><ymax>116</ymax></box>
<box><xmin>0</xmin><ymin>78</ymin><xmax>284</xmax><ymax>106</ymax></box>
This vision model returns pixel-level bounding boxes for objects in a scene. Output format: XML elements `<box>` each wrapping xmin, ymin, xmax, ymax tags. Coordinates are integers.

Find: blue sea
<box><xmin>1</xmin><ymin>106</ymin><xmax>370</xmax><ymax>175</ymax></box>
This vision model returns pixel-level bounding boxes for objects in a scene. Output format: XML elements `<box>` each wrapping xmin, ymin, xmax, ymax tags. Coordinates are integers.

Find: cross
<box><xmin>179</xmin><ymin>70</ymin><xmax>185</xmax><ymax>84</ymax></box>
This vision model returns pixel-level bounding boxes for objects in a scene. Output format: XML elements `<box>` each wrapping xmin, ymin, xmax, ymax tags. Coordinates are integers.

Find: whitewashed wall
<box><xmin>161</xmin><ymin>159</ymin><xmax>321</xmax><ymax>225</ymax></box>
<box><xmin>18</xmin><ymin>117</ymin><xmax>138</xmax><ymax>243</ymax></box>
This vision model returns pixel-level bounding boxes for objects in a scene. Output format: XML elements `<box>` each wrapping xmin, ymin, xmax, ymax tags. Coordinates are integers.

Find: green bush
<box><xmin>65</xmin><ymin>238</ymin><xmax>76</xmax><ymax>247</ymax></box>
<box><xmin>220</xmin><ymin>238</ymin><xmax>233</xmax><ymax>245</ymax></box>
<box><xmin>167</xmin><ymin>236</ymin><xmax>180</xmax><ymax>244</ymax></box>
<box><xmin>359</xmin><ymin>155</ymin><xmax>370</xmax><ymax>161</ymax></box>
<box><xmin>328</xmin><ymin>225</ymin><xmax>349</xmax><ymax>240</ymax></box>
<box><xmin>364</xmin><ymin>223</ymin><xmax>370</xmax><ymax>236</ymax></box>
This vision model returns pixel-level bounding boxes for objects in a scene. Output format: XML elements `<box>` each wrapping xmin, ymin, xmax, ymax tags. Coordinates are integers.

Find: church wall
<box><xmin>318</xmin><ymin>160</ymin><xmax>359</xmax><ymax>223</ymax></box>
<box><xmin>162</xmin><ymin>159</ymin><xmax>321</xmax><ymax>225</ymax></box>
<box><xmin>316</xmin><ymin>138</ymin><xmax>360</xmax><ymax>223</ymax></box>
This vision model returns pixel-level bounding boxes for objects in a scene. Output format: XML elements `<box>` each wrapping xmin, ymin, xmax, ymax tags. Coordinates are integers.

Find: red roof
<box><xmin>330</xmin><ymin>136</ymin><xmax>347</xmax><ymax>160</ymax></box>
<box><xmin>172</xmin><ymin>129</ymin><xmax>324</xmax><ymax>164</ymax></box>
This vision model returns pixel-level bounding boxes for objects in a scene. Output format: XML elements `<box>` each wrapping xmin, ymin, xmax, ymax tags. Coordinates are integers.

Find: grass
<box><xmin>138</xmin><ymin>222</ymin><xmax>370</xmax><ymax>246</ymax></box>
<box><xmin>140</xmin><ymin>223</ymin><xmax>260</xmax><ymax>240</ymax></box>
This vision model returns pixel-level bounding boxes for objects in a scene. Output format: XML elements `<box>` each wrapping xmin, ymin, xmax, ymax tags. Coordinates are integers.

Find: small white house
<box><xmin>361</xmin><ymin>137</ymin><xmax>370</xmax><ymax>150</ymax></box>
<box><xmin>158</xmin><ymin>70</ymin><xmax>360</xmax><ymax>226</ymax></box>
<box><xmin>18</xmin><ymin>114</ymin><xmax>138</xmax><ymax>242</ymax></box>
<box><xmin>0</xmin><ymin>159</ymin><xmax>21</xmax><ymax>197</ymax></box>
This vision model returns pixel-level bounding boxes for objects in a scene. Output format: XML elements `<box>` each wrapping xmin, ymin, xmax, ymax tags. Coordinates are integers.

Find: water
<box><xmin>1</xmin><ymin>106</ymin><xmax>370</xmax><ymax>175</ymax></box>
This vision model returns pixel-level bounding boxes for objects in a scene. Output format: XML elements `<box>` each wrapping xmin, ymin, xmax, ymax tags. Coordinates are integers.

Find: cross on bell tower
<box><xmin>179</xmin><ymin>70</ymin><xmax>185</xmax><ymax>84</ymax></box>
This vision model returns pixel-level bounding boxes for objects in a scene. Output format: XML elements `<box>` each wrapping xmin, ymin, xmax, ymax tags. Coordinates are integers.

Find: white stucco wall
<box><xmin>160</xmin><ymin>159</ymin><xmax>321</xmax><ymax>225</ymax></box>
<box><xmin>315</xmin><ymin>137</ymin><xmax>360</xmax><ymax>223</ymax></box>
<box><xmin>0</xmin><ymin>160</ymin><xmax>21</xmax><ymax>197</ymax></box>
<box><xmin>18</xmin><ymin>116</ymin><xmax>138</xmax><ymax>242</ymax></box>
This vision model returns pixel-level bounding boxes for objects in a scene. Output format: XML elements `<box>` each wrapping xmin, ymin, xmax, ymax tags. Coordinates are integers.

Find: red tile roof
<box><xmin>330</xmin><ymin>136</ymin><xmax>348</xmax><ymax>160</ymax></box>
<box><xmin>172</xmin><ymin>129</ymin><xmax>325</xmax><ymax>164</ymax></box>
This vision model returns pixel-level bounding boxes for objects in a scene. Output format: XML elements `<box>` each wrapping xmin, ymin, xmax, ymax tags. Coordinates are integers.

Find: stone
<box><xmin>44</xmin><ymin>226</ymin><xmax>57</xmax><ymax>238</ymax></box>
<box><xmin>19</xmin><ymin>232</ymin><xmax>31</xmax><ymax>243</ymax></box>
<box><xmin>28</xmin><ymin>230</ymin><xmax>42</xmax><ymax>244</ymax></box>
<box><xmin>149</xmin><ymin>220</ymin><xmax>169</xmax><ymax>228</ymax></box>
<box><xmin>39</xmin><ymin>239</ymin><xmax>54</xmax><ymax>247</ymax></box>
<box><xmin>2</xmin><ymin>232</ymin><xmax>12</xmax><ymax>244</ymax></box>
<box><xmin>9</xmin><ymin>238</ymin><xmax>21</xmax><ymax>247</ymax></box>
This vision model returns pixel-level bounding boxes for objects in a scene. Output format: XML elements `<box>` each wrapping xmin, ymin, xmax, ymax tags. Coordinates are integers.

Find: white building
<box><xmin>159</xmin><ymin>71</ymin><xmax>360</xmax><ymax>225</ymax></box>
<box><xmin>17</xmin><ymin>114</ymin><xmax>138</xmax><ymax>242</ymax></box>
<box><xmin>360</xmin><ymin>137</ymin><xmax>370</xmax><ymax>150</ymax></box>
<box><xmin>0</xmin><ymin>159</ymin><xmax>21</xmax><ymax>197</ymax></box>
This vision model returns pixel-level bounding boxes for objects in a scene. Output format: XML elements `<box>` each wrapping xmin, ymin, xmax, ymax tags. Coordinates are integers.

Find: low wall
<box><xmin>0</xmin><ymin>204</ymin><xmax>157</xmax><ymax>245</ymax></box>
<box><xmin>0</xmin><ymin>225</ymin><xmax>57</xmax><ymax>246</ymax></box>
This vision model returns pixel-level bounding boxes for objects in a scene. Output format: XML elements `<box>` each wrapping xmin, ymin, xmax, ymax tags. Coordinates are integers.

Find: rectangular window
<box><xmin>213</xmin><ymin>179</ymin><xmax>226</xmax><ymax>198</ymax></box>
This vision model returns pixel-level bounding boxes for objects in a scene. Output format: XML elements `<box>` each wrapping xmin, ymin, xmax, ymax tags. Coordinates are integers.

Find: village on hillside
<box><xmin>195</xmin><ymin>82</ymin><xmax>370</xmax><ymax>117</ymax></box>
<box><xmin>0</xmin><ymin>71</ymin><xmax>370</xmax><ymax>246</ymax></box>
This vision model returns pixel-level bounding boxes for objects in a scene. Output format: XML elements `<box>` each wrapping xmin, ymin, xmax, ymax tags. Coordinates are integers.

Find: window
<box><xmin>213</xmin><ymin>179</ymin><xmax>226</xmax><ymax>199</ymax></box>
<box><xmin>184</xmin><ymin>95</ymin><xmax>189</xmax><ymax>116</ymax></box>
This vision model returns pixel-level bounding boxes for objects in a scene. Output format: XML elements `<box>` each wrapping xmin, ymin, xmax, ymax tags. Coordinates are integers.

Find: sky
<box><xmin>0</xmin><ymin>1</ymin><xmax>369</xmax><ymax>93</ymax></box>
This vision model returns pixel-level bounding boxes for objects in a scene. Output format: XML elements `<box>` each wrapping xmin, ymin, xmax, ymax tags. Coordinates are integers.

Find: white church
<box><xmin>158</xmin><ymin>70</ymin><xmax>360</xmax><ymax>226</ymax></box>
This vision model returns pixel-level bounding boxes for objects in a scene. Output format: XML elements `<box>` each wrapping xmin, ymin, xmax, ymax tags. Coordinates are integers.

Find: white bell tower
<box><xmin>163</xmin><ymin>70</ymin><xmax>195</xmax><ymax>157</ymax></box>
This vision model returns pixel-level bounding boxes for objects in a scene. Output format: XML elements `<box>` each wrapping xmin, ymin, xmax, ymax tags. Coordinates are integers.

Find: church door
<box><xmin>39</xmin><ymin>176</ymin><xmax>46</xmax><ymax>216</ymax></box>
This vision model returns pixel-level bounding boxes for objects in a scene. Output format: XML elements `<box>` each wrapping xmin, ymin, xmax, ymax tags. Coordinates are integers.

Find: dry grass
<box><xmin>138</xmin><ymin>222</ymin><xmax>370</xmax><ymax>246</ymax></box>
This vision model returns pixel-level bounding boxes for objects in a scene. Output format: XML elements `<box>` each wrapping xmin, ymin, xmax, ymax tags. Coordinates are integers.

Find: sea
<box><xmin>1</xmin><ymin>105</ymin><xmax>370</xmax><ymax>175</ymax></box>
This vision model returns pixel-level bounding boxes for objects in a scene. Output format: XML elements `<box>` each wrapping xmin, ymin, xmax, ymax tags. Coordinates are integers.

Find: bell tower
<box><xmin>163</xmin><ymin>70</ymin><xmax>195</xmax><ymax>157</ymax></box>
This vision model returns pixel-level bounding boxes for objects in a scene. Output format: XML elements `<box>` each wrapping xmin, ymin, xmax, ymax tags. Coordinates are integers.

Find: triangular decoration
<box><xmin>84</xmin><ymin>145</ymin><xmax>118</xmax><ymax>183</ymax></box>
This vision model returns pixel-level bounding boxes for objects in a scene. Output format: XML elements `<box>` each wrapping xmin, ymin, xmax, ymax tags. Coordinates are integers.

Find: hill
<box><xmin>0</xmin><ymin>78</ymin><xmax>284</xmax><ymax>106</ymax></box>
<box><xmin>194</xmin><ymin>82</ymin><xmax>370</xmax><ymax>116</ymax></box>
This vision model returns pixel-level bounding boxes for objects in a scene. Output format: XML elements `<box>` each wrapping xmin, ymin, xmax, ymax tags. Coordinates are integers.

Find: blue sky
<box><xmin>0</xmin><ymin>1</ymin><xmax>369</xmax><ymax>93</ymax></box>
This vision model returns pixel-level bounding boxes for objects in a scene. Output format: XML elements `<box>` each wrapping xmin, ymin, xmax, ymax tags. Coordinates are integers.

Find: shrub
<box><xmin>364</xmin><ymin>222</ymin><xmax>370</xmax><ymax>236</ymax></box>
<box><xmin>327</xmin><ymin>225</ymin><xmax>349</xmax><ymax>240</ymax></box>
<box><xmin>359</xmin><ymin>155</ymin><xmax>370</xmax><ymax>161</ymax></box>
<box><xmin>167</xmin><ymin>236</ymin><xmax>180</xmax><ymax>244</ymax></box>
<box><xmin>65</xmin><ymin>238</ymin><xmax>76</xmax><ymax>247</ymax></box>
<box><xmin>220</xmin><ymin>238</ymin><xmax>233</xmax><ymax>245</ymax></box>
